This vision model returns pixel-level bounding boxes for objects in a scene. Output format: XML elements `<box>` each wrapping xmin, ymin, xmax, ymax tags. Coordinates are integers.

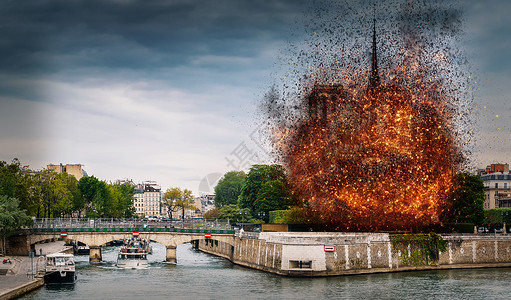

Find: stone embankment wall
<box><xmin>198</xmin><ymin>232</ymin><xmax>511</xmax><ymax>276</ymax></box>
<box><xmin>1</xmin><ymin>232</ymin><xmax>32</xmax><ymax>256</ymax></box>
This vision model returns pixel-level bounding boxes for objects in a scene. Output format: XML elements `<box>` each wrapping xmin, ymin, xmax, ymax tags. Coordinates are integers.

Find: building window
<box><xmin>289</xmin><ymin>260</ymin><xmax>312</xmax><ymax>269</ymax></box>
<box><xmin>505</xmin><ymin>183</ymin><xmax>508</xmax><ymax>189</ymax></box>
<box><xmin>496</xmin><ymin>183</ymin><xmax>499</xmax><ymax>188</ymax></box>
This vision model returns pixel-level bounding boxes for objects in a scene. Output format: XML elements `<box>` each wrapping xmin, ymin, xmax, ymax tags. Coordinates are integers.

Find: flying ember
<box><xmin>265</xmin><ymin>2</ymin><xmax>469</xmax><ymax>231</ymax></box>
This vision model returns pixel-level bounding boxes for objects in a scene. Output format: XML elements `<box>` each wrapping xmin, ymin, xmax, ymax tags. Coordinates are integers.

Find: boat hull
<box><xmin>116</xmin><ymin>259</ymin><xmax>149</xmax><ymax>269</ymax></box>
<box><xmin>76</xmin><ymin>247</ymin><xmax>90</xmax><ymax>255</ymax></box>
<box><xmin>44</xmin><ymin>271</ymin><xmax>77</xmax><ymax>285</ymax></box>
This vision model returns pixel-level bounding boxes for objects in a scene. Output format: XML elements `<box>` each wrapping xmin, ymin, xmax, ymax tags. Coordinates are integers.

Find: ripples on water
<box><xmin>21</xmin><ymin>242</ymin><xmax>511</xmax><ymax>300</ymax></box>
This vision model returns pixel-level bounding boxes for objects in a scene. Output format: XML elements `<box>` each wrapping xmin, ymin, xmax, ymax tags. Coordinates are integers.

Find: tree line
<box><xmin>0</xmin><ymin>159</ymin><xmax>135</xmax><ymax>219</ymax></box>
<box><xmin>204</xmin><ymin>164</ymin><xmax>293</xmax><ymax>223</ymax></box>
<box><xmin>205</xmin><ymin>165</ymin><xmax>486</xmax><ymax>231</ymax></box>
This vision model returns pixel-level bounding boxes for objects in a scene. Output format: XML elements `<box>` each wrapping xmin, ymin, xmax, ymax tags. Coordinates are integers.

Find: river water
<box><xmin>21</xmin><ymin>242</ymin><xmax>511</xmax><ymax>299</ymax></box>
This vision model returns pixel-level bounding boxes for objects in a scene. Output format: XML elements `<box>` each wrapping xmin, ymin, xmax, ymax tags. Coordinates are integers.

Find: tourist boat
<box><xmin>43</xmin><ymin>253</ymin><xmax>77</xmax><ymax>284</ymax></box>
<box><xmin>76</xmin><ymin>242</ymin><xmax>90</xmax><ymax>255</ymax></box>
<box><xmin>116</xmin><ymin>238</ymin><xmax>151</xmax><ymax>269</ymax></box>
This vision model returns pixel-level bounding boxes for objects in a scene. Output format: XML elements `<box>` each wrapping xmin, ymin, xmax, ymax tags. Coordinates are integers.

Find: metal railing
<box><xmin>30</xmin><ymin>218</ymin><xmax>233</xmax><ymax>231</ymax></box>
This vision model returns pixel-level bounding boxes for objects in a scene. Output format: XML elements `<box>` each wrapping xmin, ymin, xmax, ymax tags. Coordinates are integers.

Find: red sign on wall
<box><xmin>60</xmin><ymin>232</ymin><xmax>68</xmax><ymax>237</ymax></box>
<box><xmin>205</xmin><ymin>233</ymin><xmax>211</xmax><ymax>238</ymax></box>
<box><xmin>324</xmin><ymin>245</ymin><xmax>335</xmax><ymax>252</ymax></box>
<box><xmin>132</xmin><ymin>231</ymin><xmax>139</xmax><ymax>237</ymax></box>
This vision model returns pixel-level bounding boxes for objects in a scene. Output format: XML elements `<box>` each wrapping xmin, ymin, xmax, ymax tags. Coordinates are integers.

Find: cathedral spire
<box><xmin>368</xmin><ymin>18</ymin><xmax>380</xmax><ymax>93</ymax></box>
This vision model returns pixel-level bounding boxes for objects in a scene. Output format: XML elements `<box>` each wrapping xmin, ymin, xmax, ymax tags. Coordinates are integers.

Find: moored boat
<box><xmin>43</xmin><ymin>253</ymin><xmax>77</xmax><ymax>284</ymax></box>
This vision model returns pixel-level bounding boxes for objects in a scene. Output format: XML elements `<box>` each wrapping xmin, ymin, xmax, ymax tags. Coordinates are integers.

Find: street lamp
<box><xmin>502</xmin><ymin>211</ymin><xmax>509</xmax><ymax>233</ymax></box>
<box><xmin>239</xmin><ymin>211</ymin><xmax>245</xmax><ymax>224</ymax></box>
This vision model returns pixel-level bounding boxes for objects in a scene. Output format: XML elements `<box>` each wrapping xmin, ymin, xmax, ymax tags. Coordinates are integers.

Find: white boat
<box><xmin>43</xmin><ymin>253</ymin><xmax>77</xmax><ymax>284</ymax></box>
<box><xmin>116</xmin><ymin>238</ymin><xmax>151</xmax><ymax>269</ymax></box>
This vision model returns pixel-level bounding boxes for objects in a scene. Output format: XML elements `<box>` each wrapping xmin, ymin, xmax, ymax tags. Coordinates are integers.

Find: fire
<box><xmin>265</xmin><ymin>13</ymin><xmax>466</xmax><ymax>231</ymax></box>
<box><xmin>277</xmin><ymin>73</ymin><xmax>461</xmax><ymax>231</ymax></box>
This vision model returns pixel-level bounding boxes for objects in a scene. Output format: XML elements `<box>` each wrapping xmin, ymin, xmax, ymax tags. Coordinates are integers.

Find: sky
<box><xmin>0</xmin><ymin>0</ymin><xmax>509</xmax><ymax>195</ymax></box>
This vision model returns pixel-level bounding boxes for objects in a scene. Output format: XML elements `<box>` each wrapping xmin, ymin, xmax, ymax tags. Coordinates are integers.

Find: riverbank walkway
<box><xmin>0</xmin><ymin>241</ymin><xmax>71</xmax><ymax>300</ymax></box>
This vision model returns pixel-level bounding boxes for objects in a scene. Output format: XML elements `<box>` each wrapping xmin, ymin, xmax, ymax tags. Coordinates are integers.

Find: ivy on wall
<box><xmin>391</xmin><ymin>233</ymin><xmax>447</xmax><ymax>266</ymax></box>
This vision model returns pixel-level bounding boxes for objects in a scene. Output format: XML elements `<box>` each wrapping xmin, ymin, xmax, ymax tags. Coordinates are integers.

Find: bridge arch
<box><xmin>28</xmin><ymin>231</ymin><xmax>235</xmax><ymax>263</ymax></box>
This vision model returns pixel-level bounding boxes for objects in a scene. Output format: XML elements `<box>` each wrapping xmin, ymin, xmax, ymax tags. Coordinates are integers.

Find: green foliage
<box><xmin>218</xmin><ymin>204</ymin><xmax>254</xmax><ymax>223</ymax></box>
<box><xmin>269</xmin><ymin>207</ymin><xmax>318</xmax><ymax>225</ymax></box>
<box><xmin>58</xmin><ymin>172</ymin><xmax>84</xmax><ymax>217</ymax></box>
<box><xmin>446</xmin><ymin>223</ymin><xmax>475</xmax><ymax>233</ymax></box>
<box><xmin>32</xmin><ymin>169</ymin><xmax>84</xmax><ymax>218</ymax></box>
<box><xmin>109</xmin><ymin>183</ymin><xmax>136</xmax><ymax>218</ymax></box>
<box><xmin>269</xmin><ymin>210</ymin><xmax>289</xmax><ymax>224</ymax></box>
<box><xmin>203</xmin><ymin>205</ymin><xmax>256</xmax><ymax>223</ymax></box>
<box><xmin>484</xmin><ymin>208</ymin><xmax>511</xmax><ymax>226</ymax></box>
<box><xmin>163</xmin><ymin>187</ymin><xmax>196</xmax><ymax>219</ymax></box>
<box><xmin>256</xmin><ymin>180</ymin><xmax>292</xmax><ymax>214</ymax></box>
<box><xmin>214</xmin><ymin>171</ymin><xmax>246</xmax><ymax>208</ymax></box>
<box><xmin>239</xmin><ymin>164</ymin><xmax>293</xmax><ymax>222</ymax></box>
<box><xmin>78</xmin><ymin>177</ymin><xmax>112</xmax><ymax>218</ymax></box>
<box><xmin>0</xmin><ymin>195</ymin><xmax>31</xmax><ymax>255</ymax></box>
<box><xmin>443</xmin><ymin>173</ymin><xmax>485</xmax><ymax>225</ymax></box>
<box><xmin>203</xmin><ymin>208</ymin><xmax>220</xmax><ymax>220</ymax></box>
<box><xmin>0</xmin><ymin>159</ymin><xmax>134</xmax><ymax>219</ymax></box>
<box><xmin>391</xmin><ymin>233</ymin><xmax>446</xmax><ymax>266</ymax></box>
<box><xmin>78</xmin><ymin>176</ymin><xmax>101</xmax><ymax>204</ymax></box>
<box><xmin>0</xmin><ymin>159</ymin><xmax>34</xmax><ymax>215</ymax></box>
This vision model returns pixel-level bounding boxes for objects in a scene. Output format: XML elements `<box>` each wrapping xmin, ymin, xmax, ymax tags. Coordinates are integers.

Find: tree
<box><xmin>91</xmin><ymin>181</ymin><xmax>112</xmax><ymax>218</ymax></box>
<box><xmin>239</xmin><ymin>164</ymin><xmax>293</xmax><ymax>222</ymax></box>
<box><xmin>78</xmin><ymin>176</ymin><xmax>112</xmax><ymax>218</ymax></box>
<box><xmin>203</xmin><ymin>208</ymin><xmax>220</xmax><ymax>220</ymax></box>
<box><xmin>36</xmin><ymin>169</ymin><xmax>60</xmax><ymax>218</ymax></box>
<box><xmin>0</xmin><ymin>159</ymin><xmax>34</xmax><ymax>215</ymax></box>
<box><xmin>203</xmin><ymin>205</ymin><xmax>256</xmax><ymax>223</ymax></box>
<box><xmin>443</xmin><ymin>173</ymin><xmax>485</xmax><ymax>225</ymax></box>
<box><xmin>108</xmin><ymin>183</ymin><xmax>135</xmax><ymax>218</ymax></box>
<box><xmin>163</xmin><ymin>187</ymin><xmax>196</xmax><ymax>219</ymax></box>
<box><xmin>78</xmin><ymin>176</ymin><xmax>100</xmax><ymax>206</ymax></box>
<box><xmin>58</xmin><ymin>173</ymin><xmax>85</xmax><ymax>217</ymax></box>
<box><xmin>52</xmin><ymin>172</ymin><xmax>75</xmax><ymax>217</ymax></box>
<box><xmin>163</xmin><ymin>187</ymin><xmax>182</xmax><ymax>218</ymax></box>
<box><xmin>484</xmin><ymin>208</ymin><xmax>511</xmax><ymax>226</ymax></box>
<box><xmin>0</xmin><ymin>195</ymin><xmax>31</xmax><ymax>255</ymax></box>
<box><xmin>255</xmin><ymin>180</ymin><xmax>293</xmax><ymax>222</ymax></box>
<box><xmin>214</xmin><ymin>171</ymin><xmax>246</xmax><ymax>208</ymax></box>
<box><xmin>219</xmin><ymin>204</ymin><xmax>253</xmax><ymax>223</ymax></box>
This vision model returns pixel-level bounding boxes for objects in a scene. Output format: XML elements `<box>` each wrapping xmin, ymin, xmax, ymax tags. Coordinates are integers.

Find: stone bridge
<box><xmin>28</xmin><ymin>227</ymin><xmax>235</xmax><ymax>263</ymax></box>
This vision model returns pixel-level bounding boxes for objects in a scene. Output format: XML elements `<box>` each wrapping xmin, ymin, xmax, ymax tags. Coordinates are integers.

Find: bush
<box><xmin>484</xmin><ymin>208</ymin><xmax>511</xmax><ymax>226</ymax></box>
<box><xmin>269</xmin><ymin>210</ymin><xmax>289</xmax><ymax>224</ymax></box>
<box><xmin>449</xmin><ymin>223</ymin><xmax>475</xmax><ymax>233</ymax></box>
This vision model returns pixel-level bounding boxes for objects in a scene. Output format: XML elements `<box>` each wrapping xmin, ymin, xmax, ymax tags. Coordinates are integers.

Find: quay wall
<box><xmin>198</xmin><ymin>232</ymin><xmax>511</xmax><ymax>276</ymax></box>
<box><xmin>0</xmin><ymin>279</ymin><xmax>44</xmax><ymax>300</ymax></box>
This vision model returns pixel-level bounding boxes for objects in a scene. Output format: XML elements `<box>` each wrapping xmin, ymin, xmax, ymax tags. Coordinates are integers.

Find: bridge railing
<box><xmin>31</xmin><ymin>218</ymin><xmax>232</xmax><ymax>231</ymax></box>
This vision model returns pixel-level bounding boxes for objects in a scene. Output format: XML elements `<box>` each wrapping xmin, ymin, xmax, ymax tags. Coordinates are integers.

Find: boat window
<box><xmin>55</xmin><ymin>257</ymin><xmax>65</xmax><ymax>266</ymax></box>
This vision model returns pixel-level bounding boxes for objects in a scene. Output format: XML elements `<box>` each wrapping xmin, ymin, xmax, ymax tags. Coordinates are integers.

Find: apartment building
<box><xmin>133</xmin><ymin>181</ymin><xmax>162</xmax><ymax>218</ymax></box>
<box><xmin>481</xmin><ymin>163</ymin><xmax>511</xmax><ymax>209</ymax></box>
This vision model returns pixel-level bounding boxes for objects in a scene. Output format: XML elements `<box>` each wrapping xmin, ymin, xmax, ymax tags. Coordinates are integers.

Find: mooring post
<box><xmin>166</xmin><ymin>246</ymin><xmax>177</xmax><ymax>263</ymax></box>
<box><xmin>89</xmin><ymin>246</ymin><xmax>102</xmax><ymax>263</ymax></box>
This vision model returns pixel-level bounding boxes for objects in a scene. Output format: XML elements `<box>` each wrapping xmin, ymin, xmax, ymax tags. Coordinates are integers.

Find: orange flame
<box><xmin>275</xmin><ymin>67</ymin><xmax>462</xmax><ymax>231</ymax></box>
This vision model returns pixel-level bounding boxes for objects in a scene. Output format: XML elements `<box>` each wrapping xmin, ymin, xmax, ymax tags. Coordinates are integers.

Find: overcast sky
<box><xmin>0</xmin><ymin>0</ymin><xmax>509</xmax><ymax>195</ymax></box>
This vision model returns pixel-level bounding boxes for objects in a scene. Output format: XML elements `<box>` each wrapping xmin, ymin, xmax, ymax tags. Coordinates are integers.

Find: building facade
<box><xmin>47</xmin><ymin>163</ymin><xmax>87</xmax><ymax>180</ymax></box>
<box><xmin>133</xmin><ymin>181</ymin><xmax>163</xmax><ymax>218</ymax></box>
<box><xmin>197</xmin><ymin>195</ymin><xmax>215</xmax><ymax>216</ymax></box>
<box><xmin>481</xmin><ymin>163</ymin><xmax>511</xmax><ymax>209</ymax></box>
